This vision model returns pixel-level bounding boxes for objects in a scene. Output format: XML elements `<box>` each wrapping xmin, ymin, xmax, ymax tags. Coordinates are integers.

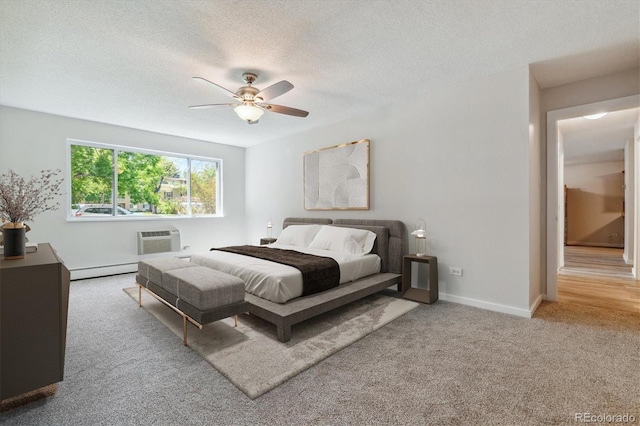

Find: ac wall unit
<box><xmin>137</xmin><ymin>229</ymin><xmax>180</xmax><ymax>255</ymax></box>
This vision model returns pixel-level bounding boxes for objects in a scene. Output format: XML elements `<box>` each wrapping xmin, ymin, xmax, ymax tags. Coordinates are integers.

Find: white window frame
<box><xmin>66</xmin><ymin>139</ymin><xmax>223</xmax><ymax>221</ymax></box>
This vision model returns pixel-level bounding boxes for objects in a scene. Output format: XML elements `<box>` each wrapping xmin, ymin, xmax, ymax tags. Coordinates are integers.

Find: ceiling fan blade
<box><xmin>264</xmin><ymin>103</ymin><xmax>309</xmax><ymax>117</ymax></box>
<box><xmin>192</xmin><ymin>77</ymin><xmax>239</xmax><ymax>99</ymax></box>
<box><xmin>256</xmin><ymin>80</ymin><xmax>293</xmax><ymax>101</ymax></box>
<box><xmin>188</xmin><ymin>103</ymin><xmax>236</xmax><ymax>109</ymax></box>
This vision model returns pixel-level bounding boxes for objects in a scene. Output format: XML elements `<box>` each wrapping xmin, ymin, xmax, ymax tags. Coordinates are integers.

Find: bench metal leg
<box><xmin>183</xmin><ymin>316</ymin><xmax>188</xmax><ymax>346</ymax></box>
<box><xmin>137</xmin><ymin>284</ymin><xmax>203</xmax><ymax>347</ymax></box>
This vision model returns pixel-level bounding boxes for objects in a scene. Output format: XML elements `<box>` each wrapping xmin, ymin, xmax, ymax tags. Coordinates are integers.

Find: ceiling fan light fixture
<box><xmin>234</xmin><ymin>103</ymin><xmax>264</xmax><ymax>122</ymax></box>
<box><xmin>192</xmin><ymin>73</ymin><xmax>307</xmax><ymax>122</ymax></box>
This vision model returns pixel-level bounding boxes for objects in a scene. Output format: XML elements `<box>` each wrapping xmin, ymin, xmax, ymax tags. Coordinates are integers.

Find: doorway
<box><xmin>546</xmin><ymin>95</ymin><xmax>640</xmax><ymax>308</ymax></box>
<box><xmin>560</xmin><ymin>110</ymin><xmax>635</xmax><ymax>277</ymax></box>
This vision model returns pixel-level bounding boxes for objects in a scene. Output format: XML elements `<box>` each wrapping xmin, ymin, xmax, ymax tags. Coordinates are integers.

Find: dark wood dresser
<box><xmin>0</xmin><ymin>243</ymin><xmax>70</xmax><ymax>404</ymax></box>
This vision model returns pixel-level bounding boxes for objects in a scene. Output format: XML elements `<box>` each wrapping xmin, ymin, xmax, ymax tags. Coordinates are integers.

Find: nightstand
<box><xmin>402</xmin><ymin>254</ymin><xmax>438</xmax><ymax>304</ymax></box>
<box><xmin>260</xmin><ymin>237</ymin><xmax>277</xmax><ymax>245</ymax></box>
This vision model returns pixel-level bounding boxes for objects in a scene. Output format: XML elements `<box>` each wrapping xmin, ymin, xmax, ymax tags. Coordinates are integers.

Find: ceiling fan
<box><xmin>189</xmin><ymin>72</ymin><xmax>309</xmax><ymax>124</ymax></box>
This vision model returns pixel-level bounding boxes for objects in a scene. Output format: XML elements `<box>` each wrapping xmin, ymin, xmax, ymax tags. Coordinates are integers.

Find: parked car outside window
<box><xmin>75</xmin><ymin>204</ymin><xmax>133</xmax><ymax>216</ymax></box>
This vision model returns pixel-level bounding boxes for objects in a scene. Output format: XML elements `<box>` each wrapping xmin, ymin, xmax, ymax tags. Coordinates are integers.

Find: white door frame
<box><xmin>546</xmin><ymin>94</ymin><xmax>640</xmax><ymax>301</ymax></box>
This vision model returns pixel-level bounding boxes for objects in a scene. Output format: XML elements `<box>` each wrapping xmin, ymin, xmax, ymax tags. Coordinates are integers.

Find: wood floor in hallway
<box><xmin>558</xmin><ymin>246</ymin><xmax>639</xmax><ymax>314</ymax></box>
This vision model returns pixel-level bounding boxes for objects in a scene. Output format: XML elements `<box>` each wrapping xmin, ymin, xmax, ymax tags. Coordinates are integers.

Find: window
<box><xmin>69</xmin><ymin>140</ymin><xmax>221</xmax><ymax>219</ymax></box>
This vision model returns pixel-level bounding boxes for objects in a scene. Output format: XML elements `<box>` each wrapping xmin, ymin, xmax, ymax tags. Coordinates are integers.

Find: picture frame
<box><xmin>303</xmin><ymin>139</ymin><xmax>370</xmax><ymax>210</ymax></box>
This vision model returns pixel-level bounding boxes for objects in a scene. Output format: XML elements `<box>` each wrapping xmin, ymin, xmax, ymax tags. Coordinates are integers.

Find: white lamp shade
<box><xmin>411</xmin><ymin>218</ymin><xmax>427</xmax><ymax>256</ymax></box>
<box><xmin>411</xmin><ymin>229</ymin><xmax>426</xmax><ymax>238</ymax></box>
<box><xmin>234</xmin><ymin>103</ymin><xmax>264</xmax><ymax>122</ymax></box>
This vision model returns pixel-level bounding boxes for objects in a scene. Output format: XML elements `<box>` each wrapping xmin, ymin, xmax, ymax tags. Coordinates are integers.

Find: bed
<box><xmin>190</xmin><ymin>217</ymin><xmax>407</xmax><ymax>342</ymax></box>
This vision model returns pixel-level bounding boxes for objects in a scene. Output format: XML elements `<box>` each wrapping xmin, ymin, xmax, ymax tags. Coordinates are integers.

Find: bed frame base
<box><xmin>245</xmin><ymin>272</ymin><xmax>401</xmax><ymax>342</ymax></box>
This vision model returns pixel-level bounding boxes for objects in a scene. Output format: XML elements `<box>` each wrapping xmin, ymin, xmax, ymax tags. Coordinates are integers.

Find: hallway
<box><xmin>558</xmin><ymin>246</ymin><xmax>639</xmax><ymax>314</ymax></box>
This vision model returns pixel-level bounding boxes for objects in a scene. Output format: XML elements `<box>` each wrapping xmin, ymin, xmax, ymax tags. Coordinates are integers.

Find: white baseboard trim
<box><xmin>439</xmin><ymin>292</ymin><xmax>533</xmax><ymax>318</ymax></box>
<box><xmin>529</xmin><ymin>294</ymin><xmax>544</xmax><ymax>316</ymax></box>
<box><xmin>70</xmin><ymin>263</ymin><xmax>138</xmax><ymax>280</ymax></box>
<box><xmin>566</xmin><ymin>241</ymin><xmax>624</xmax><ymax>248</ymax></box>
<box><xmin>70</xmin><ymin>255</ymin><xmax>191</xmax><ymax>280</ymax></box>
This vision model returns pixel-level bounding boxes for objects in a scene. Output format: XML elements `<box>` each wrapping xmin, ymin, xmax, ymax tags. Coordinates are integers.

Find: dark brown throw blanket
<box><xmin>212</xmin><ymin>245</ymin><xmax>340</xmax><ymax>297</ymax></box>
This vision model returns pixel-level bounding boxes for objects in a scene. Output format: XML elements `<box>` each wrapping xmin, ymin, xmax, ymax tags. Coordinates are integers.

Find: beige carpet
<box><xmin>124</xmin><ymin>287</ymin><xmax>418</xmax><ymax>399</ymax></box>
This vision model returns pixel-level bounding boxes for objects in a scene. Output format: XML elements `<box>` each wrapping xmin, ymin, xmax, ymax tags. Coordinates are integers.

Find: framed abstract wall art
<box><xmin>304</xmin><ymin>139</ymin><xmax>370</xmax><ymax>210</ymax></box>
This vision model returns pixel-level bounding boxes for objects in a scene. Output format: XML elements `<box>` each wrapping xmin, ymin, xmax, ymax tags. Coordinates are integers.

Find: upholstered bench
<box><xmin>136</xmin><ymin>258</ymin><xmax>248</xmax><ymax>346</ymax></box>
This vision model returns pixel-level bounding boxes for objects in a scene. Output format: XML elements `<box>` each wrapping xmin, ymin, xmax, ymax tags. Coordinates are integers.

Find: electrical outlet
<box><xmin>450</xmin><ymin>267</ymin><xmax>463</xmax><ymax>276</ymax></box>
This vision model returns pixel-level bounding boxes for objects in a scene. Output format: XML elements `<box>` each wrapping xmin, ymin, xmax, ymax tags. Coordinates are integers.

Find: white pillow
<box><xmin>275</xmin><ymin>224</ymin><xmax>322</xmax><ymax>247</ymax></box>
<box><xmin>308</xmin><ymin>225</ymin><xmax>377</xmax><ymax>256</ymax></box>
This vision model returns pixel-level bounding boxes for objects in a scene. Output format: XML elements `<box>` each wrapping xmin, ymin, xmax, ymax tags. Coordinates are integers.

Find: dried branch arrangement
<box><xmin>0</xmin><ymin>169</ymin><xmax>64</xmax><ymax>223</ymax></box>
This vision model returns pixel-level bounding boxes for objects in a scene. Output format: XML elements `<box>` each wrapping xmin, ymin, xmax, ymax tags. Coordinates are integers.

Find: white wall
<box><xmin>246</xmin><ymin>67</ymin><xmax>533</xmax><ymax>316</ymax></box>
<box><xmin>0</xmin><ymin>106</ymin><xmax>246</xmax><ymax>276</ymax></box>
<box><xmin>635</xmin><ymin>119</ymin><xmax>640</xmax><ymax>276</ymax></box>
<box><xmin>624</xmin><ymin>137</ymin><xmax>635</xmax><ymax>263</ymax></box>
<box><xmin>528</xmin><ymin>69</ymin><xmax>543</xmax><ymax>310</ymax></box>
<box><xmin>541</xmin><ymin>68</ymin><xmax>640</xmax><ymax>114</ymax></box>
<box><xmin>557</xmin><ymin>130</ymin><xmax>565</xmax><ymax>270</ymax></box>
<box><xmin>565</xmin><ymin>161</ymin><xmax>625</xmax><ymax>247</ymax></box>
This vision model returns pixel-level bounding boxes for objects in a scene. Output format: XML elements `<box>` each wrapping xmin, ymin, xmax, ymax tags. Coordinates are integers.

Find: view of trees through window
<box><xmin>70</xmin><ymin>142</ymin><xmax>220</xmax><ymax>218</ymax></box>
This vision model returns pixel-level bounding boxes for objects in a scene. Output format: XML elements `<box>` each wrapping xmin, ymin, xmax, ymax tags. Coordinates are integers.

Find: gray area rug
<box><xmin>124</xmin><ymin>286</ymin><xmax>419</xmax><ymax>399</ymax></box>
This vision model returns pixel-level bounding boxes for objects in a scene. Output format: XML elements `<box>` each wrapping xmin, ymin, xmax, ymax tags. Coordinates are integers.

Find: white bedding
<box><xmin>190</xmin><ymin>243</ymin><xmax>381</xmax><ymax>303</ymax></box>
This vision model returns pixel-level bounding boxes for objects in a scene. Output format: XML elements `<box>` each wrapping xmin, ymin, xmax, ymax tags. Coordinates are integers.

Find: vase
<box><xmin>3</xmin><ymin>222</ymin><xmax>26</xmax><ymax>259</ymax></box>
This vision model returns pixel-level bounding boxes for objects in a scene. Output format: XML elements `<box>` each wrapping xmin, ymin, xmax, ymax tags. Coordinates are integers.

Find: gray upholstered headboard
<box><xmin>282</xmin><ymin>217</ymin><xmax>407</xmax><ymax>274</ymax></box>
<box><xmin>282</xmin><ymin>217</ymin><xmax>333</xmax><ymax>227</ymax></box>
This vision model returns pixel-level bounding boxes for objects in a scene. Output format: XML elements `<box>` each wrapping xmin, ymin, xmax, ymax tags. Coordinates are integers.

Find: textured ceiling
<box><xmin>560</xmin><ymin>108</ymin><xmax>639</xmax><ymax>165</ymax></box>
<box><xmin>0</xmin><ymin>0</ymin><xmax>639</xmax><ymax>148</ymax></box>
